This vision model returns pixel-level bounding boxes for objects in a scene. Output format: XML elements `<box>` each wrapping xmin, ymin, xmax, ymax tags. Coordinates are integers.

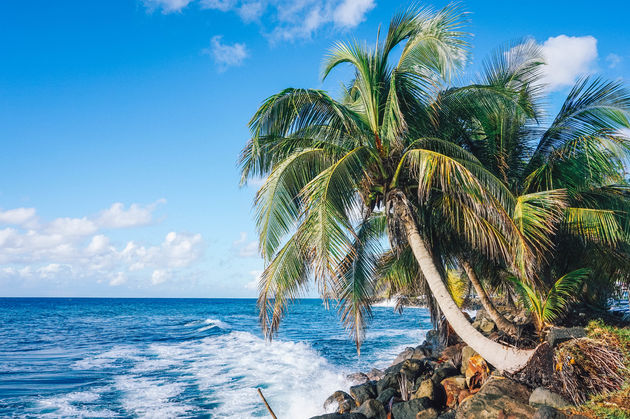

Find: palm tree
<box><xmin>240</xmin><ymin>5</ymin><xmax>543</xmax><ymax>372</ymax></box>
<box><xmin>435</xmin><ymin>43</ymin><xmax>630</xmax><ymax>317</ymax></box>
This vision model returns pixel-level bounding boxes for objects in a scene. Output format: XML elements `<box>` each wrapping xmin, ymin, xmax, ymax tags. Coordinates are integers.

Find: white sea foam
<box><xmin>84</xmin><ymin>330</ymin><xmax>350</xmax><ymax>419</ymax></box>
<box><xmin>72</xmin><ymin>346</ymin><xmax>141</xmax><ymax>370</ymax></box>
<box><xmin>36</xmin><ymin>389</ymin><xmax>116</xmax><ymax>418</ymax></box>
<box><xmin>115</xmin><ymin>376</ymin><xmax>193</xmax><ymax>418</ymax></box>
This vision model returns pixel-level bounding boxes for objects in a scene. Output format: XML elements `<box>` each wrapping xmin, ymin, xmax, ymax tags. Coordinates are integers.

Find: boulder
<box><xmin>351</xmin><ymin>399</ymin><xmax>386</xmax><ymax>419</ymax></box>
<box><xmin>376</xmin><ymin>373</ymin><xmax>398</xmax><ymax>395</ymax></box>
<box><xmin>533</xmin><ymin>406</ymin><xmax>569</xmax><ymax>419</ymax></box>
<box><xmin>324</xmin><ymin>391</ymin><xmax>355</xmax><ymax>414</ymax></box>
<box><xmin>464</xmin><ymin>355</ymin><xmax>489</xmax><ymax>391</ymax></box>
<box><xmin>424</xmin><ymin>330</ymin><xmax>442</xmax><ymax>356</ymax></box>
<box><xmin>455</xmin><ymin>377</ymin><xmax>535</xmax><ymax>419</ymax></box>
<box><xmin>436</xmin><ymin>411</ymin><xmax>455</xmax><ymax>419</ymax></box>
<box><xmin>546</xmin><ymin>327</ymin><xmax>586</xmax><ymax>348</ymax></box>
<box><xmin>440</xmin><ymin>343</ymin><xmax>466</xmax><ymax>370</ymax></box>
<box><xmin>474</xmin><ymin>308</ymin><xmax>490</xmax><ymax>322</ymax></box>
<box><xmin>386</xmin><ymin>358</ymin><xmax>432</xmax><ymax>380</ymax></box>
<box><xmin>529</xmin><ymin>387</ymin><xmax>571</xmax><ymax>409</ymax></box>
<box><xmin>479</xmin><ymin>318</ymin><xmax>496</xmax><ymax>334</ymax></box>
<box><xmin>375</xmin><ymin>387</ymin><xmax>397</xmax><ymax>405</ymax></box>
<box><xmin>350</xmin><ymin>382</ymin><xmax>377</xmax><ymax>406</ymax></box>
<box><xmin>346</xmin><ymin>372</ymin><xmax>369</xmax><ymax>385</ymax></box>
<box><xmin>393</xmin><ymin>347</ymin><xmax>416</xmax><ymax>365</ymax></box>
<box><xmin>459</xmin><ymin>346</ymin><xmax>477</xmax><ymax>375</ymax></box>
<box><xmin>367</xmin><ymin>368</ymin><xmax>385</xmax><ymax>381</ymax></box>
<box><xmin>390</xmin><ymin>398</ymin><xmax>432</xmax><ymax>419</ymax></box>
<box><xmin>414</xmin><ymin>344</ymin><xmax>434</xmax><ymax>359</ymax></box>
<box><xmin>413</xmin><ymin>379</ymin><xmax>436</xmax><ymax>401</ymax></box>
<box><xmin>310</xmin><ymin>414</ymin><xmax>368</xmax><ymax>419</ymax></box>
<box><xmin>456</xmin><ymin>389</ymin><xmax>471</xmax><ymax>405</ymax></box>
<box><xmin>440</xmin><ymin>376</ymin><xmax>466</xmax><ymax>408</ymax></box>
<box><xmin>416</xmin><ymin>407</ymin><xmax>439</xmax><ymax>419</ymax></box>
<box><xmin>431</xmin><ymin>362</ymin><xmax>459</xmax><ymax>385</ymax></box>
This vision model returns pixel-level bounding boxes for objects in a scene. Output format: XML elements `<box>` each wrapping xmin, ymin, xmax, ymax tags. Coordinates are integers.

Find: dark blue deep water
<box><xmin>0</xmin><ymin>298</ymin><xmax>432</xmax><ymax>418</ymax></box>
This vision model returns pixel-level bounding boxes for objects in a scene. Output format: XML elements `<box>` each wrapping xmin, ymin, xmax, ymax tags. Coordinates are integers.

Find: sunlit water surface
<box><xmin>0</xmin><ymin>298</ymin><xmax>433</xmax><ymax>418</ymax></box>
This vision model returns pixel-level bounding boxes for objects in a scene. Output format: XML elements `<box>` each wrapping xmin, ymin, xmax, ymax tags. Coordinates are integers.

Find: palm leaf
<box><xmin>541</xmin><ymin>268</ymin><xmax>589</xmax><ymax>323</ymax></box>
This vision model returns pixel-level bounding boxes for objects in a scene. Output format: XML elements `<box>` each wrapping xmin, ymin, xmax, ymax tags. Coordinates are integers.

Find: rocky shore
<box><xmin>310</xmin><ymin>309</ymin><xmax>590</xmax><ymax>419</ymax></box>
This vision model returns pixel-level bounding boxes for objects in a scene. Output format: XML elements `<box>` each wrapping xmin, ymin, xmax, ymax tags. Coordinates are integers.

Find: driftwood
<box><xmin>257</xmin><ymin>388</ymin><xmax>278</xmax><ymax>419</ymax></box>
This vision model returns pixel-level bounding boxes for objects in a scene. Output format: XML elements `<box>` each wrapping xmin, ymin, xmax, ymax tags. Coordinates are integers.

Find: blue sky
<box><xmin>0</xmin><ymin>0</ymin><xmax>628</xmax><ymax>297</ymax></box>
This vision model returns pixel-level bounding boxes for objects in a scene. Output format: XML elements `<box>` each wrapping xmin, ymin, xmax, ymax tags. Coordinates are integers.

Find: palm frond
<box><xmin>527</xmin><ymin>77</ymin><xmax>630</xmax><ymax>172</ymax></box>
<box><xmin>564</xmin><ymin>207</ymin><xmax>623</xmax><ymax>246</ymax></box>
<box><xmin>255</xmin><ymin>148</ymin><xmax>330</xmax><ymax>260</ymax></box>
<box><xmin>542</xmin><ymin>268</ymin><xmax>589</xmax><ymax>323</ymax></box>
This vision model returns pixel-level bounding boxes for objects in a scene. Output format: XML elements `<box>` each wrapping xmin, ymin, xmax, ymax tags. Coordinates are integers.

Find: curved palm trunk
<box><xmin>393</xmin><ymin>198</ymin><xmax>533</xmax><ymax>373</ymax></box>
<box><xmin>460</xmin><ymin>260</ymin><xmax>520</xmax><ymax>337</ymax></box>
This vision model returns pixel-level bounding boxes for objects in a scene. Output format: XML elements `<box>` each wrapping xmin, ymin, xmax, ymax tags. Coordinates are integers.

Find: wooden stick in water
<box><xmin>257</xmin><ymin>388</ymin><xmax>278</xmax><ymax>419</ymax></box>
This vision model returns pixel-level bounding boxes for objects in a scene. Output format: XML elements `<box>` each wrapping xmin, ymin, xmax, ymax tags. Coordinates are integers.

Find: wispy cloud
<box><xmin>143</xmin><ymin>0</ymin><xmax>195</xmax><ymax>13</ymax></box>
<box><xmin>146</xmin><ymin>0</ymin><xmax>376</xmax><ymax>42</ymax></box>
<box><xmin>204</xmin><ymin>35</ymin><xmax>248</xmax><ymax>72</ymax></box>
<box><xmin>232</xmin><ymin>232</ymin><xmax>258</xmax><ymax>257</ymax></box>
<box><xmin>606</xmin><ymin>53</ymin><xmax>622</xmax><ymax>69</ymax></box>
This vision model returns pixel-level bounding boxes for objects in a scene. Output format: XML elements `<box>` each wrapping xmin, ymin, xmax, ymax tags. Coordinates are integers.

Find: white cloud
<box><xmin>45</xmin><ymin>217</ymin><xmax>98</xmax><ymax>237</ymax></box>
<box><xmin>0</xmin><ymin>208</ymin><xmax>37</xmax><ymax>227</ymax></box>
<box><xmin>606</xmin><ymin>53</ymin><xmax>622</xmax><ymax>69</ymax></box>
<box><xmin>205</xmin><ymin>35</ymin><xmax>248</xmax><ymax>72</ymax></box>
<box><xmin>232</xmin><ymin>232</ymin><xmax>259</xmax><ymax>257</ymax></box>
<box><xmin>538</xmin><ymin>35</ymin><xmax>598</xmax><ymax>91</ymax></box>
<box><xmin>0</xmin><ymin>202</ymin><xmax>204</xmax><ymax>288</ymax></box>
<box><xmin>96</xmin><ymin>199</ymin><xmax>165</xmax><ymax>229</ymax></box>
<box><xmin>333</xmin><ymin>0</ymin><xmax>375</xmax><ymax>28</ymax></box>
<box><xmin>143</xmin><ymin>0</ymin><xmax>195</xmax><ymax>13</ymax></box>
<box><xmin>245</xmin><ymin>269</ymin><xmax>262</xmax><ymax>289</ymax></box>
<box><xmin>151</xmin><ymin>269</ymin><xmax>170</xmax><ymax>285</ymax></box>
<box><xmin>109</xmin><ymin>272</ymin><xmax>127</xmax><ymax>286</ymax></box>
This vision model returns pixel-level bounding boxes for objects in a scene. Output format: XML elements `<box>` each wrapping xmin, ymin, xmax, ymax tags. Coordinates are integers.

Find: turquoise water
<box><xmin>0</xmin><ymin>298</ymin><xmax>432</xmax><ymax>418</ymax></box>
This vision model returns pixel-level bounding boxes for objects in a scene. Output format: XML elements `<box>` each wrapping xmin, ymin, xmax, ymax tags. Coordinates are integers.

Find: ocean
<box><xmin>0</xmin><ymin>298</ymin><xmax>432</xmax><ymax>418</ymax></box>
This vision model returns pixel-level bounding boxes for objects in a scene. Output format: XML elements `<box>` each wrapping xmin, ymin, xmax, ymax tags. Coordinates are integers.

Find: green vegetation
<box><xmin>239</xmin><ymin>3</ymin><xmax>630</xmax><ymax>373</ymax></box>
<box><xmin>509</xmin><ymin>269</ymin><xmax>589</xmax><ymax>333</ymax></box>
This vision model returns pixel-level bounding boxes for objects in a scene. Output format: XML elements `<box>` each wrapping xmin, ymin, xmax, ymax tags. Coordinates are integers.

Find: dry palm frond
<box><xmin>553</xmin><ymin>337</ymin><xmax>627</xmax><ymax>404</ymax></box>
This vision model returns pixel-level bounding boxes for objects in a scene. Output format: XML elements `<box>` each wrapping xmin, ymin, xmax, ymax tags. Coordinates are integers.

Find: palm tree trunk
<box><xmin>392</xmin><ymin>196</ymin><xmax>533</xmax><ymax>373</ymax></box>
<box><xmin>460</xmin><ymin>260</ymin><xmax>520</xmax><ymax>337</ymax></box>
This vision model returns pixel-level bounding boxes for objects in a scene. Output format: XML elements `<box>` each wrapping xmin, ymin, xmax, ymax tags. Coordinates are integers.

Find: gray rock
<box><xmin>385</xmin><ymin>358</ymin><xmax>432</xmax><ymax>379</ymax></box>
<box><xmin>529</xmin><ymin>387</ymin><xmax>571</xmax><ymax>409</ymax></box>
<box><xmin>393</xmin><ymin>347</ymin><xmax>416</xmax><ymax>365</ymax></box>
<box><xmin>324</xmin><ymin>391</ymin><xmax>355</xmax><ymax>414</ymax></box>
<box><xmin>479</xmin><ymin>318</ymin><xmax>496</xmax><ymax>334</ymax></box>
<box><xmin>390</xmin><ymin>398</ymin><xmax>432</xmax><ymax>419</ymax></box>
<box><xmin>309</xmin><ymin>414</ymin><xmax>368</xmax><ymax>419</ymax></box>
<box><xmin>346</xmin><ymin>372</ymin><xmax>369</xmax><ymax>385</ymax></box>
<box><xmin>416</xmin><ymin>408</ymin><xmax>439</xmax><ymax>419</ymax></box>
<box><xmin>437</xmin><ymin>411</ymin><xmax>455</xmax><ymax>419</ymax></box>
<box><xmin>413</xmin><ymin>379</ymin><xmax>436</xmax><ymax>401</ymax></box>
<box><xmin>375</xmin><ymin>387</ymin><xmax>397</xmax><ymax>405</ymax></box>
<box><xmin>351</xmin><ymin>399</ymin><xmax>386</xmax><ymax>419</ymax></box>
<box><xmin>460</xmin><ymin>346</ymin><xmax>477</xmax><ymax>375</ymax></box>
<box><xmin>367</xmin><ymin>368</ymin><xmax>385</xmax><ymax>381</ymax></box>
<box><xmin>431</xmin><ymin>362</ymin><xmax>459</xmax><ymax>385</ymax></box>
<box><xmin>455</xmin><ymin>377</ymin><xmax>535</xmax><ymax>419</ymax></box>
<box><xmin>546</xmin><ymin>327</ymin><xmax>586</xmax><ymax>347</ymax></box>
<box><xmin>533</xmin><ymin>406</ymin><xmax>569</xmax><ymax>419</ymax></box>
<box><xmin>350</xmin><ymin>382</ymin><xmax>377</xmax><ymax>406</ymax></box>
<box><xmin>376</xmin><ymin>373</ymin><xmax>398</xmax><ymax>395</ymax></box>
